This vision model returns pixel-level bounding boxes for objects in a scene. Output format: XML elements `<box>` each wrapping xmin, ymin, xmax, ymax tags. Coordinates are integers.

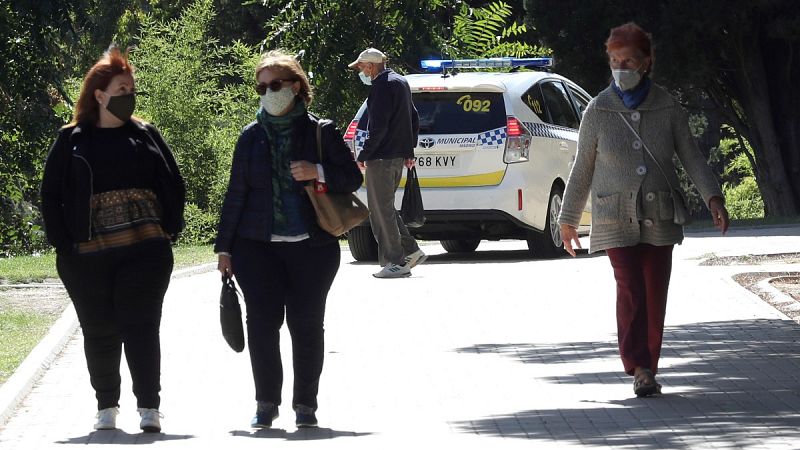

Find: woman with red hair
<box><xmin>41</xmin><ymin>47</ymin><xmax>185</xmax><ymax>431</ymax></box>
<box><xmin>558</xmin><ymin>23</ymin><xmax>729</xmax><ymax>396</ymax></box>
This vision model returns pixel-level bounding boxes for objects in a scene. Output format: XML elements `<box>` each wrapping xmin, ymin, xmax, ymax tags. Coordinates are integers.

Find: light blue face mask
<box><xmin>358</xmin><ymin>71</ymin><xmax>372</xmax><ymax>86</ymax></box>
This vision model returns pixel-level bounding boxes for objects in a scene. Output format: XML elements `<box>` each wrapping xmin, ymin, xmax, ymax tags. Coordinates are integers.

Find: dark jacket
<box><xmin>357</xmin><ymin>69</ymin><xmax>420</xmax><ymax>162</ymax></box>
<box><xmin>214</xmin><ymin>113</ymin><xmax>364</xmax><ymax>253</ymax></box>
<box><xmin>40</xmin><ymin>120</ymin><xmax>186</xmax><ymax>254</ymax></box>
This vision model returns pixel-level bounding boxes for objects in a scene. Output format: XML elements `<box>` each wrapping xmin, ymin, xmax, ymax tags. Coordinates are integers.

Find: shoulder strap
<box><xmin>616</xmin><ymin>112</ymin><xmax>676</xmax><ymax>192</ymax></box>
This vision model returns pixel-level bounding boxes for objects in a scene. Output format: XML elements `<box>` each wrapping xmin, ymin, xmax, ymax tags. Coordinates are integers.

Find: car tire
<box><xmin>440</xmin><ymin>239</ymin><xmax>481</xmax><ymax>253</ymax></box>
<box><xmin>527</xmin><ymin>184</ymin><xmax>565</xmax><ymax>259</ymax></box>
<box><xmin>348</xmin><ymin>225</ymin><xmax>378</xmax><ymax>261</ymax></box>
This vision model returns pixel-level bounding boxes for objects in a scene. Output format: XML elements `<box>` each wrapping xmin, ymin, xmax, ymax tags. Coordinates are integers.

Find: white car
<box><xmin>343</xmin><ymin>57</ymin><xmax>592</xmax><ymax>261</ymax></box>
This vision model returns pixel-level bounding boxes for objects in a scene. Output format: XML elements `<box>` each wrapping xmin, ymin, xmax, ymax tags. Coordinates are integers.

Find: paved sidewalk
<box><xmin>1</xmin><ymin>227</ymin><xmax>800</xmax><ymax>449</ymax></box>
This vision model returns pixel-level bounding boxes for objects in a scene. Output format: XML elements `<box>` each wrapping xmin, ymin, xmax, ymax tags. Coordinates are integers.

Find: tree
<box><xmin>132</xmin><ymin>0</ymin><xmax>258</xmax><ymax>214</ymax></box>
<box><xmin>523</xmin><ymin>0</ymin><xmax>800</xmax><ymax>217</ymax></box>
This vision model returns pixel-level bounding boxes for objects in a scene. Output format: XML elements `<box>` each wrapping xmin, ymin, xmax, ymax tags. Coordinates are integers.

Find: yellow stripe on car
<box><xmin>397</xmin><ymin>170</ymin><xmax>506</xmax><ymax>188</ymax></box>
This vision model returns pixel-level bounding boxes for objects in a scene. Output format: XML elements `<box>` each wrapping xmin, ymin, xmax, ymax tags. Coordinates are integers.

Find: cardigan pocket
<box><xmin>657</xmin><ymin>190</ymin><xmax>674</xmax><ymax>221</ymax></box>
<box><xmin>592</xmin><ymin>192</ymin><xmax>622</xmax><ymax>225</ymax></box>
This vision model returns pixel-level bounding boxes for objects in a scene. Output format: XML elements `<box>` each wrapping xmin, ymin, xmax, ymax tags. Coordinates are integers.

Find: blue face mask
<box><xmin>358</xmin><ymin>71</ymin><xmax>372</xmax><ymax>86</ymax></box>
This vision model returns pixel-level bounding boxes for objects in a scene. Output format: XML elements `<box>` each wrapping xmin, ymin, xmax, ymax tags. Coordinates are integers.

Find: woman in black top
<box><xmin>41</xmin><ymin>47</ymin><xmax>185</xmax><ymax>433</ymax></box>
<box><xmin>215</xmin><ymin>50</ymin><xmax>362</xmax><ymax>429</ymax></box>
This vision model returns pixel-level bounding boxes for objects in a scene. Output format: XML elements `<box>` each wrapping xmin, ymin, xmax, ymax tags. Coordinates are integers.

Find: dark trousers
<box><xmin>56</xmin><ymin>240</ymin><xmax>173</xmax><ymax>410</ymax></box>
<box><xmin>365</xmin><ymin>158</ymin><xmax>420</xmax><ymax>266</ymax></box>
<box><xmin>606</xmin><ymin>243</ymin><xmax>673</xmax><ymax>376</ymax></box>
<box><xmin>231</xmin><ymin>237</ymin><xmax>340</xmax><ymax>410</ymax></box>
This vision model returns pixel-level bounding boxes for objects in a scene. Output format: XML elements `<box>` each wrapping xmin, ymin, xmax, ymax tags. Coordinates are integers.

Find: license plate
<box><xmin>414</xmin><ymin>155</ymin><xmax>458</xmax><ymax>169</ymax></box>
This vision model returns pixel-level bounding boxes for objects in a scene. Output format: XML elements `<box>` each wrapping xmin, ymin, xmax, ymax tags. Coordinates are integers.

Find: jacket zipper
<box><xmin>72</xmin><ymin>150</ymin><xmax>94</xmax><ymax>240</ymax></box>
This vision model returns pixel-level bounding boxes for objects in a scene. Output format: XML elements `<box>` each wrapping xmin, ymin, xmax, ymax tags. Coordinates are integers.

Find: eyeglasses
<box><xmin>255</xmin><ymin>79</ymin><xmax>296</xmax><ymax>95</ymax></box>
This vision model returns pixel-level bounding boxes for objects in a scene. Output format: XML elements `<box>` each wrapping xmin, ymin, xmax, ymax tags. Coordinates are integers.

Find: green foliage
<box><xmin>180</xmin><ymin>203</ymin><xmax>219</xmax><ymax>246</ymax></box>
<box><xmin>447</xmin><ymin>1</ymin><xmax>547</xmax><ymax>58</ymax></box>
<box><xmin>716</xmin><ymin>130</ymin><xmax>764</xmax><ymax>219</ymax></box>
<box><xmin>131</xmin><ymin>0</ymin><xmax>258</xmax><ymax>214</ymax></box>
<box><xmin>261</xmin><ymin>0</ymin><xmax>455</xmax><ymax>125</ymax></box>
<box><xmin>724</xmin><ymin>177</ymin><xmax>764</xmax><ymax>220</ymax></box>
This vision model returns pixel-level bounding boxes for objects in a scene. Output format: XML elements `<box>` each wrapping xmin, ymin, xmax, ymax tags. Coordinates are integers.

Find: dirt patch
<box><xmin>0</xmin><ymin>280</ymin><xmax>70</xmax><ymax>318</ymax></box>
<box><xmin>770</xmin><ymin>277</ymin><xmax>800</xmax><ymax>301</ymax></box>
<box><xmin>699</xmin><ymin>252</ymin><xmax>800</xmax><ymax>266</ymax></box>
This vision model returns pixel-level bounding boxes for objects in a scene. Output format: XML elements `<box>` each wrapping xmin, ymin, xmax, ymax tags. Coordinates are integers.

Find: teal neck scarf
<box><xmin>256</xmin><ymin>99</ymin><xmax>307</xmax><ymax>231</ymax></box>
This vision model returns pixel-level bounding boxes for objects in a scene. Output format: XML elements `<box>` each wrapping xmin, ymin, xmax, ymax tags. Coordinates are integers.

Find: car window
<box><xmin>412</xmin><ymin>92</ymin><xmax>506</xmax><ymax>134</ymax></box>
<box><xmin>522</xmin><ymin>85</ymin><xmax>548</xmax><ymax>123</ymax></box>
<box><xmin>540</xmin><ymin>81</ymin><xmax>580</xmax><ymax>129</ymax></box>
<box><xmin>567</xmin><ymin>85</ymin><xmax>590</xmax><ymax>119</ymax></box>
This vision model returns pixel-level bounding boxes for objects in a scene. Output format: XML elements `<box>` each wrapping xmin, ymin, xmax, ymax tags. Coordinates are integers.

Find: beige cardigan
<box><xmin>557</xmin><ymin>83</ymin><xmax>723</xmax><ymax>253</ymax></box>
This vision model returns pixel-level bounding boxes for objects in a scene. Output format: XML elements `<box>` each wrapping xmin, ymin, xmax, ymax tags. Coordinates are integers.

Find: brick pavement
<box><xmin>1</xmin><ymin>227</ymin><xmax>800</xmax><ymax>449</ymax></box>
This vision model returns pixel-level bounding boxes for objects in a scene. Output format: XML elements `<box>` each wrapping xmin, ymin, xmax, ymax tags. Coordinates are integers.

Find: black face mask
<box><xmin>105</xmin><ymin>93</ymin><xmax>136</xmax><ymax>122</ymax></box>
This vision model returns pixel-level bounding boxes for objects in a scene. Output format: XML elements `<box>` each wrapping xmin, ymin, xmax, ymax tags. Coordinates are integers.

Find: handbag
<box><xmin>304</xmin><ymin>120</ymin><xmax>369</xmax><ymax>236</ymax></box>
<box><xmin>400</xmin><ymin>166</ymin><xmax>425</xmax><ymax>228</ymax></box>
<box><xmin>617</xmin><ymin>112</ymin><xmax>692</xmax><ymax>226</ymax></box>
<box><xmin>219</xmin><ymin>274</ymin><xmax>245</xmax><ymax>352</ymax></box>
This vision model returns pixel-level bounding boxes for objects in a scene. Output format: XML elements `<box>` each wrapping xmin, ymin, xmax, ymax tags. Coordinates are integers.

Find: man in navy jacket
<box><xmin>350</xmin><ymin>48</ymin><xmax>426</xmax><ymax>278</ymax></box>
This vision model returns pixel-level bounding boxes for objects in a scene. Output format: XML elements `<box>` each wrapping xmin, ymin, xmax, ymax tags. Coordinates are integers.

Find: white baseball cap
<box><xmin>348</xmin><ymin>48</ymin><xmax>387</xmax><ymax>69</ymax></box>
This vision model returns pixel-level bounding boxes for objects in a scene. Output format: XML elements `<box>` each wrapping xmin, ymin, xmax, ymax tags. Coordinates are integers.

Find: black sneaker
<box><xmin>294</xmin><ymin>404</ymin><xmax>318</xmax><ymax>428</ymax></box>
<box><xmin>251</xmin><ymin>401</ymin><xmax>279</xmax><ymax>429</ymax></box>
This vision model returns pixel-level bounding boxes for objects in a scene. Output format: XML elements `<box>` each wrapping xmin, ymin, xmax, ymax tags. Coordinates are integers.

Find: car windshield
<box><xmin>413</xmin><ymin>92</ymin><xmax>506</xmax><ymax>135</ymax></box>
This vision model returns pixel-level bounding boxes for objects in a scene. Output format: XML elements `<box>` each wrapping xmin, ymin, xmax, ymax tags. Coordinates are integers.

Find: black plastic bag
<box><xmin>401</xmin><ymin>166</ymin><xmax>425</xmax><ymax>228</ymax></box>
<box><xmin>220</xmin><ymin>275</ymin><xmax>245</xmax><ymax>352</ymax></box>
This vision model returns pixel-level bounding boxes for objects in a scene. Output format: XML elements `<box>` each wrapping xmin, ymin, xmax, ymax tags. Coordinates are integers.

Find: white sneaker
<box><xmin>403</xmin><ymin>249</ymin><xmax>427</xmax><ymax>268</ymax></box>
<box><xmin>94</xmin><ymin>407</ymin><xmax>119</xmax><ymax>430</ymax></box>
<box><xmin>138</xmin><ymin>408</ymin><xmax>163</xmax><ymax>433</ymax></box>
<box><xmin>373</xmin><ymin>263</ymin><xmax>411</xmax><ymax>278</ymax></box>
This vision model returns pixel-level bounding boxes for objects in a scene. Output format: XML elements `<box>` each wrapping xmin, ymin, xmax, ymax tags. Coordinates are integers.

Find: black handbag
<box><xmin>219</xmin><ymin>275</ymin><xmax>245</xmax><ymax>352</ymax></box>
<box><xmin>401</xmin><ymin>166</ymin><xmax>425</xmax><ymax>228</ymax></box>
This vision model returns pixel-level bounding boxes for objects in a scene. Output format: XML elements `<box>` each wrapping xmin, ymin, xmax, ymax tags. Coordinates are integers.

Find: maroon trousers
<box><xmin>606</xmin><ymin>243</ymin><xmax>674</xmax><ymax>376</ymax></box>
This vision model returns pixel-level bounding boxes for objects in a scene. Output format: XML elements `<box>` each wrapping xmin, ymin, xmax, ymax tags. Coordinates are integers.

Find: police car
<box><xmin>343</xmin><ymin>57</ymin><xmax>592</xmax><ymax>261</ymax></box>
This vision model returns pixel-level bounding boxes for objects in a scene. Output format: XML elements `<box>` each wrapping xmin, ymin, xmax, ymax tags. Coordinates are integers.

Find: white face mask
<box><xmin>260</xmin><ymin>87</ymin><xmax>296</xmax><ymax>116</ymax></box>
<box><xmin>612</xmin><ymin>68</ymin><xmax>642</xmax><ymax>91</ymax></box>
<box><xmin>358</xmin><ymin>71</ymin><xmax>372</xmax><ymax>86</ymax></box>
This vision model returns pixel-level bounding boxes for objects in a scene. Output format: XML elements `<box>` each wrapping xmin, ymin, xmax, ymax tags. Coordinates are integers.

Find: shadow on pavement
<box><xmin>56</xmin><ymin>431</ymin><xmax>194</xmax><ymax>445</ymax></box>
<box><xmin>451</xmin><ymin>319</ymin><xmax>800</xmax><ymax>448</ymax></box>
<box><xmin>230</xmin><ymin>427</ymin><xmax>372</xmax><ymax>440</ymax></box>
<box><xmin>348</xmin><ymin>248</ymin><xmax>598</xmax><ymax>266</ymax></box>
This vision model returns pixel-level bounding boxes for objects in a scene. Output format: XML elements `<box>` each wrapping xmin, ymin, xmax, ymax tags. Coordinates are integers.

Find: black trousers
<box><xmin>56</xmin><ymin>240</ymin><xmax>173</xmax><ymax>410</ymax></box>
<box><xmin>232</xmin><ymin>237</ymin><xmax>340</xmax><ymax>410</ymax></box>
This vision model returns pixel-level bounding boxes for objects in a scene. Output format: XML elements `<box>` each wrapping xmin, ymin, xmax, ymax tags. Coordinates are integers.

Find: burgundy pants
<box><xmin>606</xmin><ymin>243</ymin><xmax>674</xmax><ymax>376</ymax></box>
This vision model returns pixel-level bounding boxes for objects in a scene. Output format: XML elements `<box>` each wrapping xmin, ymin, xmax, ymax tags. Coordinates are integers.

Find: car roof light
<box><xmin>343</xmin><ymin>120</ymin><xmax>359</xmax><ymax>140</ymax></box>
<box><xmin>421</xmin><ymin>57</ymin><xmax>553</xmax><ymax>72</ymax></box>
<box><xmin>507</xmin><ymin>117</ymin><xmax>523</xmax><ymax>137</ymax></box>
<box><xmin>417</xmin><ymin>86</ymin><xmax>448</xmax><ymax>91</ymax></box>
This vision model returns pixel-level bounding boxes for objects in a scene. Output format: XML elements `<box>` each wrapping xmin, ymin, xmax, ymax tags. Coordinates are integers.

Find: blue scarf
<box><xmin>612</xmin><ymin>77</ymin><xmax>651</xmax><ymax>110</ymax></box>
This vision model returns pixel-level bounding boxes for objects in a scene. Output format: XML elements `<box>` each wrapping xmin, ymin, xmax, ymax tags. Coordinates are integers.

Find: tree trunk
<box><xmin>730</xmin><ymin>26</ymin><xmax>798</xmax><ymax>217</ymax></box>
<box><xmin>764</xmin><ymin>36</ymin><xmax>800</xmax><ymax>210</ymax></box>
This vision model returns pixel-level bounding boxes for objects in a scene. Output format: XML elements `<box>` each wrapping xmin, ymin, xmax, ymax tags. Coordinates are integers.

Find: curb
<box><xmin>0</xmin><ymin>304</ymin><xmax>78</xmax><ymax>427</ymax></box>
<box><xmin>0</xmin><ymin>262</ymin><xmax>217</xmax><ymax>428</ymax></box>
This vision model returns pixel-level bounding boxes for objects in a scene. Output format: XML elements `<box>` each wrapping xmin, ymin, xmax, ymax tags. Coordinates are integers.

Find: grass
<box><xmin>0</xmin><ymin>245</ymin><xmax>216</xmax><ymax>284</ymax></box>
<box><xmin>0</xmin><ymin>311</ymin><xmax>51</xmax><ymax>383</ymax></box>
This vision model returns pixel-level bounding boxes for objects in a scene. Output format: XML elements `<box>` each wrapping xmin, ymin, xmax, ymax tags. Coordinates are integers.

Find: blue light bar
<box><xmin>421</xmin><ymin>57</ymin><xmax>553</xmax><ymax>71</ymax></box>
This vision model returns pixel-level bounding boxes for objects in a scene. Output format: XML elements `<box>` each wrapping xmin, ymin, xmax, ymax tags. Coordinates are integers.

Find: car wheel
<box><xmin>440</xmin><ymin>239</ymin><xmax>481</xmax><ymax>253</ymax></box>
<box><xmin>348</xmin><ymin>225</ymin><xmax>378</xmax><ymax>261</ymax></box>
<box><xmin>527</xmin><ymin>184</ymin><xmax>565</xmax><ymax>258</ymax></box>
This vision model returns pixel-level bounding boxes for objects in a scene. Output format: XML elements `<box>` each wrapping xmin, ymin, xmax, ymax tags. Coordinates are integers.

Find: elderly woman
<box><xmin>215</xmin><ymin>50</ymin><xmax>362</xmax><ymax>428</ymax></box>
<box><xmin>41</xmin><ymin>47</ymin><xmax>185</xmax><ymax>432</ymax></box>
<box><xmin>558</xmin><ymin>23</ymin><xmax>729</xmax><ymax>397</ymax></box>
